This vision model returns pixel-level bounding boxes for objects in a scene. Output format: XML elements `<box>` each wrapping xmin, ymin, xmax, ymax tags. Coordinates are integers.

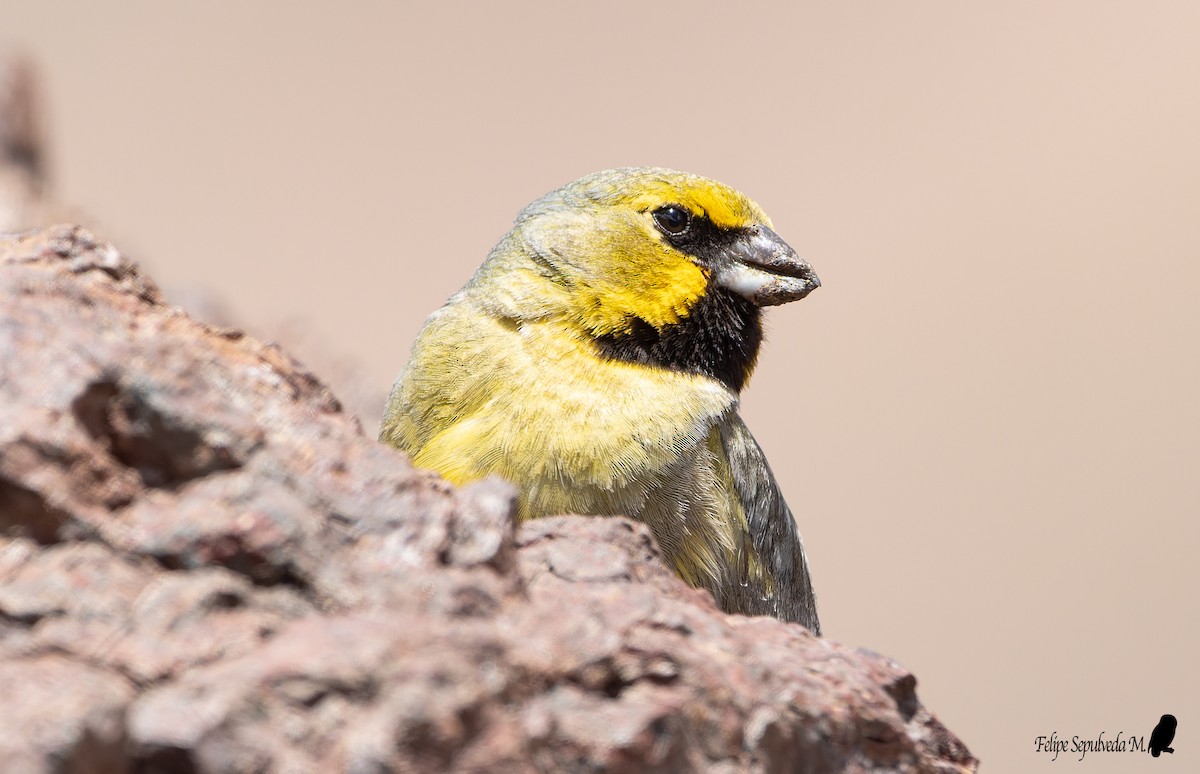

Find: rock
<box><xmin>0</xmin><ymin>226</ymin><xmax>977</xmax><ymax>772</ymax></box>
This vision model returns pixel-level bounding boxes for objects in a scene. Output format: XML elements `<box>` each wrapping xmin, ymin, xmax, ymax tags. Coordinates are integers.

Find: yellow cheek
<box><xmin>578</xmin><ymin>258</ymin><xmax>709</xmax><ymax>335</ymax></box>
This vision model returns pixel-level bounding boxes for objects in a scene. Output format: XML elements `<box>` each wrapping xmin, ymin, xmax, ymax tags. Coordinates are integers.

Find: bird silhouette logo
<box><xmin>1149</xmin><ymin>714</ymin><xmax>1177</xmax><ymax>757</ymax></box>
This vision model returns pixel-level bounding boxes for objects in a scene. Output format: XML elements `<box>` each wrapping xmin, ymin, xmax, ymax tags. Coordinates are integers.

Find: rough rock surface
<box><xmin>0</xmin><ymin>52</ymin><xmax>383</xmax><ymax>428</ymax></box>
<box><xmin>0</xmin><ymin>226</ymin><xmax>978</xmax><ymax>772</ymax></box>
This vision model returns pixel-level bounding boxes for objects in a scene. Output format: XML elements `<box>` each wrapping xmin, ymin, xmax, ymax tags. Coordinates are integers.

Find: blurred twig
<box><xmin>0</xmin><ymin>50</ymin><xmax>53</xmax><ymax>233</ymax></box>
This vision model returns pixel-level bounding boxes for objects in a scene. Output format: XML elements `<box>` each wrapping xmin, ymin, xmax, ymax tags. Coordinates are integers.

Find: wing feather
<box><xmin>719</xmin><ymin>415</ymin><xmax>820</xmax><ymax>633</ymax></box>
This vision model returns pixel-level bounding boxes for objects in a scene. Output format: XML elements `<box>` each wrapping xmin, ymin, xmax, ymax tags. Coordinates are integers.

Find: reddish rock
<box><xmin>0</xmin><ymin>226</ymin><xmax>977</xmax><ymax>772</ymax></box>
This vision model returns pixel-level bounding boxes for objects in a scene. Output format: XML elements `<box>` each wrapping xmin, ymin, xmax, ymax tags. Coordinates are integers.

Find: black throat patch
<box><xmin>593</xmin><ymin>284</ymin><xmax>762</xmax><ymax>393</ymax></box>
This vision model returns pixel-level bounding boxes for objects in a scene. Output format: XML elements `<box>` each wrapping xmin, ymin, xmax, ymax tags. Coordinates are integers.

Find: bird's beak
<box><xmin>714</xmin><ymin>225</ymin><xmax>820</xmax><ymax>307</ymax></box>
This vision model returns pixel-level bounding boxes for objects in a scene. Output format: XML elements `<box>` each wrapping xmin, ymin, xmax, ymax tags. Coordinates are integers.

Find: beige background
<box><xmin>8</xmin><ymin>1</ymin><xmax>1198</xmax><ymax>770</ymax></box>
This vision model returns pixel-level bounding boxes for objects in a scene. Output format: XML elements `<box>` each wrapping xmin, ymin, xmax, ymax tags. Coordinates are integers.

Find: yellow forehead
<box><xmin>547</xmin><ymin>168</ymin><xmax>773</xmax><ymax>231</ymax></box>
<box><xmin>620</xmin><ymin>177</ymin><xmax>770</xmax><ymax>231</ymax></box>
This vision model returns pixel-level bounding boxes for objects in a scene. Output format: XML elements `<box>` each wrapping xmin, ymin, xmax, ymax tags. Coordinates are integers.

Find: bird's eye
<box><xmin>652</xmin><ymin>205</ymin><xmax>691</xmax><ymax>236</ymax></box>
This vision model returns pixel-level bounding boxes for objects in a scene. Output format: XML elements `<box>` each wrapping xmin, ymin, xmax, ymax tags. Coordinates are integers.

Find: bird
<box><xmin>1149</xmin><ymin>714</ymin><xmax>1176</xmax><ymax>757</ymax></box>
<box><xmin>380</xmin><ymin>168</ymin><xmax>822</xmax><ymax>633</ymax></box>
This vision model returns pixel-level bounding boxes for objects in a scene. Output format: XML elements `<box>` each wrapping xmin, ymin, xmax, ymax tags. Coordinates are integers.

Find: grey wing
<box><xmin>720</xmin><ymin>414</ymin><xmax>821</xmax><ymax>634</ymax></box>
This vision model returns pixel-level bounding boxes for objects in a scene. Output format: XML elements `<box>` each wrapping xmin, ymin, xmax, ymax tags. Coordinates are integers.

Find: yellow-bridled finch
<box><xmin>381</xmin><ymin>168</ymin><xmax>822</xmax><ymax>632</ymax></box>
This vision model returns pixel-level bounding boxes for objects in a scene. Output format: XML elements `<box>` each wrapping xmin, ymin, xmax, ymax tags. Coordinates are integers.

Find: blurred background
<box><xmin>6</xmin><ymin>1</ymin><xmax>1198</xmax><ymax>769</ymax></box>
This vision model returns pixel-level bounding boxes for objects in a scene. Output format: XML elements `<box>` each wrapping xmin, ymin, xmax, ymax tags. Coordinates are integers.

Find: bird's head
<box><xmin>467</xmin><ymin>168</ymin><xmax>819</xmax><ymax>391</ymax></box>
<box><xmin>494</xmin><ymin>167</ymin><xmax>819</xmax><ymax>337</ymax></box>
